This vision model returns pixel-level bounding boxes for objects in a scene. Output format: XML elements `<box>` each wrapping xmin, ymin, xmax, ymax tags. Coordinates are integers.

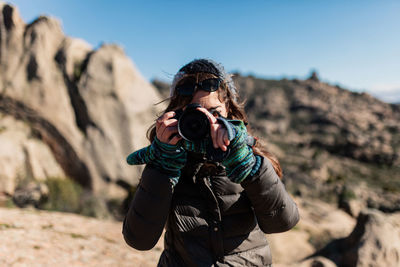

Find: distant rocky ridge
<box><xmin>232</xmin><ymin>74</ymin><xmax>400</xmax><ymax>212</ymax></box>
<box><xmin>153</xmin><ymin>75</ymin><xmax>400</xmax><ymax>167</ymax></box>
<box><xmin>234</xmin><ymin>75</ymin><xmax>399</xmax><ymax>166</ymax></box>
<box><xmin>153</xmin><ymin>73</ymin><xmax>400</xmax><ymax>213</ymax></box>
<box><xmin>0</xmin><ymin>3</ymin><xmax>163</xmax><ymax>205</ymax></box>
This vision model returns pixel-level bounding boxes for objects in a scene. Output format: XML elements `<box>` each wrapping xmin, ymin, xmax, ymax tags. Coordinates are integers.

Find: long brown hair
<box><xmin>147</xmin><ymin>73</ymin><xmax>283</xmax><ymax>178</ymax></box>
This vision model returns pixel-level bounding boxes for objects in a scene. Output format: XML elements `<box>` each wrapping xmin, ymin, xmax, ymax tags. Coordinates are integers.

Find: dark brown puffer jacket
<box><xmin>123</xmin><ymin>152</ymin><xmax>300</xmax><ymax>266</ymax></box>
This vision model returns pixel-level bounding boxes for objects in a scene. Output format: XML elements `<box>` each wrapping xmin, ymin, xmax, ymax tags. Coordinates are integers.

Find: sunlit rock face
<box><xmin>0</xmin><ymin>3</ymin><xmax>164</xmax><ymax>199</ymax></box>
<box><xmin>315</xmin><ymin>209</ymin><xmax>400</xmax><ymax>267</ymax></box>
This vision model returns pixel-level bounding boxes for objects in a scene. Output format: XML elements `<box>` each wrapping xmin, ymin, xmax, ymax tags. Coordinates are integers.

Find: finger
<box><xmin>161</xmin><ymin>126</ymin><xmax>179</xmax><ymax>143</ymax></box>
<box><xmin>157</xmin><ymin>121</ymin><xmax>167</xmax><ymax>141</ymax></box>
<box><xmin>156</xmin><ymin>111</ymin><xmax>176</xmax><ymax>127</ymax></box>
<box><xmin>210</xmin><ymin>123</ymin><xmax>219</xmax><ymax>149</ymax></box>
<box><xmin>162</xmin><ymin>119</ymin><xmax>178</xmax><ymax>128</ymax></box>
<box><xmin>217</xmin><ymin>128</ymin><xmax>227</xmax><ymax>151</ymax></box>
<box><xmin>223</xmin><ymin>131</ymin><xmax>230</xmax><ymax>146</ymax></box>
<box><xmin>197</xmin><ymin>107</ymin><xmax>220</xmax><ymax>148</ymax></box>
<box><xmin>196</xmin><ymin>107</ymin><xmax>218</xmax><ymax>125</ymax></box>
<box><xmin>157</xmin><ymin>116</ymin><xmax>178</xmax><ymax>141</ymax></box>
<box><xmin>168</xmin><ymin>132</ymin><xmax>180</xmax><ymax>141</ymax></box>
<box><xmin>168</xmin><ymin>135</ymin><xmax>182</xmax><ymax>145</ymax></box>
<box><xmin>160</xmin><ymin>119</ymin><xmax>178</xmax><ymax>138</ymax></box>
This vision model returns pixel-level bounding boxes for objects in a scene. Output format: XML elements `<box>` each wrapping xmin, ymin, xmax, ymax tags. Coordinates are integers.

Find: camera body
<box><xmin>174</xmin><ymin>103</ymin><xmax>229</xmax><ymax>162</ymax></box>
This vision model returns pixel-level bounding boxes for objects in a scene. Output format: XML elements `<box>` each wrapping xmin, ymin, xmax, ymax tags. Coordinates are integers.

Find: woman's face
<box><xmin>190</xmin><ymin>90</ymin><xmax>228</xmax><ymax>118</ymax></box>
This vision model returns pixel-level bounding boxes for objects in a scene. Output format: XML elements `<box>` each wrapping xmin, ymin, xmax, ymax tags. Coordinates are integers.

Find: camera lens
<box><xmin>178</xmin><ymin>109</ymin><xmax>209</xmax><ymax>142</ymax></box>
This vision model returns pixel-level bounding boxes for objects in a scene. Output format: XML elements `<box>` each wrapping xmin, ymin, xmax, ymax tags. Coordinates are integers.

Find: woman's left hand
<box><xmin>196</xmin><ymin>107</ymin><xmax>230</xmax><ymax>151</ymax></box>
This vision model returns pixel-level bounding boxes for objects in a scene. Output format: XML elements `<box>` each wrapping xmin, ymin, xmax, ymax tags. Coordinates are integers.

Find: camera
<box><xmin>174</xmin><ymin>103</ymin><xmax>229</xmax><ymax>162</ymax></box>
<box><xmin>175</xmin><ymin>103</ymin><xmax>209</xmax><ymax>142</ymax></box>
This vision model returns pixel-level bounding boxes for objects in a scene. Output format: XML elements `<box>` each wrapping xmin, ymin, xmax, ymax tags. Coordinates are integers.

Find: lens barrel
<box><xmin>177</xmin><ymin>104</ymin><xmax>210</xmax><ymax>142</ymax></box>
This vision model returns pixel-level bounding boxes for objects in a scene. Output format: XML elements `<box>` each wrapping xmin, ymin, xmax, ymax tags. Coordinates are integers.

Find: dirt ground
<box><xmin>0</xmin><ymin>207</ymin><xmax>163</xmax><ymax>267</ymax></box>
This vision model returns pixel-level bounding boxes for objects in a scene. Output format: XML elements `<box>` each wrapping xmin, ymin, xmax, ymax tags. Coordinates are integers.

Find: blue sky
<box><xmin>6</xmin><ymin>0</ymin><xmax>400</xmax><ymax>103</ymax></box>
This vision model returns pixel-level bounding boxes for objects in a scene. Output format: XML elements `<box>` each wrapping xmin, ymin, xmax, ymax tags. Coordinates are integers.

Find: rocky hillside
<box><xmin>0</xmin><ymin>3</ymin><xmax>164</xmax><ymax>213</ymax></box>
<box><xmin>234</xmin><ymin>74</ymin><xmax>399</xmax><ymax>166</ymax></box>
<box><xmin>154</xmin><ymin>73</ymin><xmax>400</xmax><ymax>214</ymax></box>
<box><xmin>231</xmin><ymin>74</ymin><xmax>400</xmax><ymax>213</ymax></box>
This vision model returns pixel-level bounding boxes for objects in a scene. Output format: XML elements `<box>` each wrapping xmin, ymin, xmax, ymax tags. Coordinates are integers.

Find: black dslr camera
<box><xmin>174</xmin><ymin>103</ymin><xmax>229</xmax><ymax>162</ymax></box>
<box><xmin>175</xmin><ymin>103</ymin><xmax>210</xmax><ymax>142</ymax></box>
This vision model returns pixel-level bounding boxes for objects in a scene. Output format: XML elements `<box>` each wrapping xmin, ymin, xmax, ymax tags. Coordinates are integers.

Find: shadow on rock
<box><xmin>309</xmin><ymin>209</ymin><xmax>400</xmax><ymax>267</ymax></box>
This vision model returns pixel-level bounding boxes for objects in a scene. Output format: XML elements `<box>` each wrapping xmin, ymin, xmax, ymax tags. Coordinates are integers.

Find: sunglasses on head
<box><xmin>175</xmin><ymin>77</ymin><xmax>222</xmax><ymax>96</ymax></box>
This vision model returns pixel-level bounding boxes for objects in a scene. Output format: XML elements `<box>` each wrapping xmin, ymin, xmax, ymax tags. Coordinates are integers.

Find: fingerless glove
<box><xmin>222</xmin><ymin>120</ymin><xmax>262</xmax><ymax>183</ymax></box>
<box><xmin>180</xmin><ymin>119</ymin><xmax>262</xmax><ymax>183</ymax></box>
<box><xmin>126</xmin><ymin>137</ymin><xmax>187</xmax><ymax>186</ymax></box>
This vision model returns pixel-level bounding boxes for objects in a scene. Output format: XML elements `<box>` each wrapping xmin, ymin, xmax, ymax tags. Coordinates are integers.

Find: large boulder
<box><xmin>0</xmin><ymin>3</ymin><xmax>163</xmax><ymax>202</ymax></box>
<box><xmin>0</xmin><ymin>114</ymin><xmax>65</xmax><ymax>194</ymax></box>
<box><xmin>268</xmin><ymin>198</ymin><xmax>355</xmax><ymax>265</ymax></box>
<box><xmin>268</xmin><ymin>230</ymin><xmax>315</xmax><ymax>265</ymax></box>
<box><xmin>315</xmin><ymin>209</ymin><xmax>400</xmax><ymax>267</ymax></box>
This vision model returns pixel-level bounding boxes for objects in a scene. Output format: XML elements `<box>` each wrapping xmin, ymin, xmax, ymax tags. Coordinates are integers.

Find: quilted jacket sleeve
<box><xmin>122</xmin><ymin>164</ymin><xmax>173</xmax><ymax>250</ymax></box>
<box><xmin>241</xmin><ymin>157</ymin><xmax>300</xmax><ymax>234</ymax></box>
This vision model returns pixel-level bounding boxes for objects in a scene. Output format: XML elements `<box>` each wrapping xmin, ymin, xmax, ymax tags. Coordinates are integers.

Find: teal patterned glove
<box><xmin>180</xmin><ymin>138</ymin><xmax>208</xmax><ymax>154</ymax></box>
<box><xmin>179</xmin><ymin>117</ymin><xmax>237</xmax><ymax>154</ymax></box>
<box><xmin>180</xmin><ymin>119</ymin><xmax>262</xmax><ymax>183</ymax></box>
<box><xmin>126</xmin><ymin>137</ymin><xmax>187</xmax><ymax>186</ymax></box>
<box><xmin>222</xmin><ymin>120</ymin><xmax>262</xmax><ymax>183</ymax></box>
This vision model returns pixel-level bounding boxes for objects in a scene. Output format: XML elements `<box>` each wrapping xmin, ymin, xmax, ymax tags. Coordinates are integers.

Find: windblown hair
<box><xmin>147</xmin><ymin>73</ymin><xmax>283</xmax><ymax>178</ymax></box>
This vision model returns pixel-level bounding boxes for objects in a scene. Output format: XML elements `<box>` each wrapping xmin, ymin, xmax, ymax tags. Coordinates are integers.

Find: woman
<box><xmin>123</xmin><ymin>59</ymin><xmax>299</xmax><ymax>266</ymax></box>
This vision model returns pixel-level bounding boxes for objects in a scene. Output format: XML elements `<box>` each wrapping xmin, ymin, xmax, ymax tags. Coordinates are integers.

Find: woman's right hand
<box><xmin>156</xmin><ymin>111</ymin><xmax>182</xmax><ymax>145</ymax></box>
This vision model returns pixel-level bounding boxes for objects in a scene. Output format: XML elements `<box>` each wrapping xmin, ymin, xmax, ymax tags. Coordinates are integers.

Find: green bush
<box><xmin>79</xmin><ymin>190</ymin><xmax>110</xmax><ymax>219</ymax></box>
<box><xmin>0</xmin><ymin>126</ymin><xmax>6</xmax><ymax>134</ymax></box>
<box><xmin>41</xmin><ymin>177</ymin><xmax>112</xmax><ymax>219</ymax></box>
<box><xmin>42</xmin><ymin>177</ymin><xmax>83</xmax><ymax>213</ymax></box>
<box><xmin>73</xmin><ymin>62</ymin><xmax>83</xmax><ymax>81</ymax></box>
<box><xmin>340</xmin><ymin>186</ymin><xmax>356</xmax><ymax>202</ymax></box>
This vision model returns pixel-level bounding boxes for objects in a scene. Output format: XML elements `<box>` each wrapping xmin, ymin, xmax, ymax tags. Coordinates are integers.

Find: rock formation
<box><xmin>225</xmin><ymin>74</ymin><xmax>400</xmax><ymax>214</ymax></box>
<box><xmin>233</xmin><ymin>76</ymin><xmax>399</xmax><ymax>166</ymax></box>
<box><xmin>314</xmin><ymin>209</ymin><xmax>400</xmax><ymax>267</ymax></box>
<box><xmin>0</xmin><ymin>3</ymin><xmax>163</xmax><ymax>202</ymax></box>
